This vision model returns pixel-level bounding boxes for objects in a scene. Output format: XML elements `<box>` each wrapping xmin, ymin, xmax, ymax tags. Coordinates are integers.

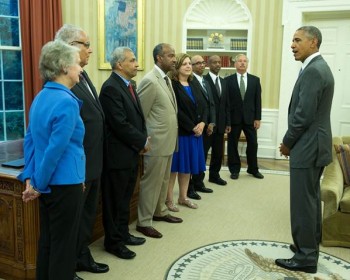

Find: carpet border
<box><xmin>164</xmin><ymin>239</ymin><xmax>349</xmax><ymax>280</ymax></box>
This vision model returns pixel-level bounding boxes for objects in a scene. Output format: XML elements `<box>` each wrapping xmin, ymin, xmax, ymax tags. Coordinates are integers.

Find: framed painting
<box><xmin>98</xmin><ymin>0</ymin><xmax>144</xmax><ymax>70</ymax></box>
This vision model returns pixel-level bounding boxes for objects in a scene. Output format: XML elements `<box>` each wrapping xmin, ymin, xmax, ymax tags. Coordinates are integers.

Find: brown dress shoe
<box><xmin>136</xmin><ymin>226</ymin><xmax>163</xmax><ymax>238</ymax></box>
<box><xmin>153</xmin><ymin>214</ymin><xmax>183</xmax><ymax>223</ymax></box>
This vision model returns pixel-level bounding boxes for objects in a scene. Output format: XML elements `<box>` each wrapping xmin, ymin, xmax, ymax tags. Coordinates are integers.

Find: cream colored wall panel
<box><xmin>61</xmin><ymin>0</ymin><xmax>108</xmax><ymax>93</ymax></box>
<box><xmin>256</xmin><ymin>109</ymin><xmax>279</xmax><ymax>158</ymax></box>
<box><xmin>61</xmin><ymin>0</ymin><xmax>283</xmax><ymax>110</ymax></box>
<box><xmin>245</xmin><ymin>0</ymin><xmax>283</xmax><ymax>110</ymax></box>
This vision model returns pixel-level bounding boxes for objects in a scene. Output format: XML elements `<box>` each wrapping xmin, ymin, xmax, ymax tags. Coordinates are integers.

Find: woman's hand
<box><xmin>193</xmin><ymin>122</ymin><xmax>205</xmax><ymax>137</ymax></box>
<box><xmin>22</xmin><ymin>179</ymin><xmax>40</xmax><ymax>202</ymax></box>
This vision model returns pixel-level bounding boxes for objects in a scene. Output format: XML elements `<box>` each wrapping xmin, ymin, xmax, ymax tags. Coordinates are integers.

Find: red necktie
<box><xmin>128</xmin><ymin>83</ymin><xmax>136</xmax><ymax>101</ymax></box>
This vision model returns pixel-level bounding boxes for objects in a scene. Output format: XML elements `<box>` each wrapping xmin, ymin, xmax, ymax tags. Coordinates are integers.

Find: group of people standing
<box><xmin>17</xmin><ymin>23</ymin><xmax>333</xmax><ymax>279</ymax></box>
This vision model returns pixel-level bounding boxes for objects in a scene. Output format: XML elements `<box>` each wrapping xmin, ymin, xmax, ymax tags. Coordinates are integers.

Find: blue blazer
<box><xmin>18</xmin><ymin>82</ymin><xmax>86</xmax><ymax>193</ymax></box>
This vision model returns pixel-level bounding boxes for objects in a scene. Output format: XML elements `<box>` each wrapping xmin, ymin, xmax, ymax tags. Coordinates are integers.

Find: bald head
<box><xmin>207</xmin><ymin>55</ymin><xmax>221</xmax><ymax>75</ymax></box>
<box><xmin>191</xmin><ymin>55</ymin><xmax>206</xmax><ymax>76</ymax></box>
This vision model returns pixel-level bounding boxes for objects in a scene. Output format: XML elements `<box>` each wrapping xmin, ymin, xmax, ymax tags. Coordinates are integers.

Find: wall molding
<box><xmin>222</xmin><ymin>109</ymin><xmax>279</xmax><ymax>159</ymax></box>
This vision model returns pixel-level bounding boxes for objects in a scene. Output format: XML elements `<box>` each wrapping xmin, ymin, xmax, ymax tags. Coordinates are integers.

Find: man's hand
<box><xmin>140</xmin><ymin>136</ymin><xmax>151</xmax><ymax>154</ymax></box>
<box><xmin>254</xmin><ymin>120</ymin><xmax>261</xmax><ymax>130</ymax></box>
<box><xmin>207</xmin><ymin>123</ymin><xmax>214</xmax><ymax>136</ymax></box>
<box><xmin>279</xmin><ymin>142</ymin><xmax>290</xmax><ymax>158</ymax></box>
<box><xmin>225</xmin><ymin>126</ymin><xmax>231</xmax><ymax>134</ymax></box>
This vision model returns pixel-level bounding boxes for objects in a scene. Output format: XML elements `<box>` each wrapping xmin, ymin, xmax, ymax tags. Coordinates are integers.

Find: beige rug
<box><xmin>77</xmin><ymin>171</ymin><xmax>350</xmax><ymax>280</ymax></box>
<box><xmin>165</xmin><ymin>240</ymin><xmax>350</xmax><ymax>280</ymax></box>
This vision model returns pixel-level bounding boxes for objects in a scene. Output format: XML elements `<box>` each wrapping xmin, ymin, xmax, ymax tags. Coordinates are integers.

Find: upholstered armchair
<box><xmin>321</xmin><ymin>136</ymin><xmax>350</xmax><ymax>248</ymax></box>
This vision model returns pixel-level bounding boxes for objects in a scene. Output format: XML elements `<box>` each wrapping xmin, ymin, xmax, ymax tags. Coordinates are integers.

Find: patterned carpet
<box><xmin>165</xmin><ymin>240</ymin><xmax>350</xmax><ymax>280</ymax></box>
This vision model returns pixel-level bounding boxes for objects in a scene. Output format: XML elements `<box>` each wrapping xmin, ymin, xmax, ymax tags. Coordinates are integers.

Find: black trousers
<box><xmin>208</xmin><ymin>132</ymin><xmax>224</xmax><ymax>179</ymax></box>
<box><xmin>191</xmin><ymin>131</ymin><xmax>212</xmax><ymax>187</ymax></box>
<box><xmin>36</xmin><ymin>184</ymin><xmax>83</xmax><ymax>280</ymax></box>
<box><xmin>76</xmin><ymin>177</ymin><xmax>100</xmax><ymax>266</ymax></box>
<box><xmin>227</xmin><ymin>123</ymin><xmax>258</xmax><ymax>174</ymax></box>
<box><xmin>102</xmin><ymin>162</ymin><xmax>138</xmax><ymax>250</ymax></box>
<box><xmin>191</xmin><ymin>131</ymin><xmax>223</xmax><ymax>185</ymax></box>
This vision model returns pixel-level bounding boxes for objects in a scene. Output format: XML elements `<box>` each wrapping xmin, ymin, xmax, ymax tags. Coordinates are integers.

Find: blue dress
<box><xmin>171</xmin><ymin>86</ymin><xmax>206</xmax><ymax>174</ymax></box>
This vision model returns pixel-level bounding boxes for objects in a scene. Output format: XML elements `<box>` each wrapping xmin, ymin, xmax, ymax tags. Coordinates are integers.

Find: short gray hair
<box><xmin>234</xmin><ymin>53</ymin><xmax>249</xmax><ymax>63</ymax></box>
<box><xmin>55</xmin><ymin>24</ymin><xmax>84</xmax><ymax>43</ymax></box>
<box><xmin>110</xmin><ymin>47</ymin><xmax>133</xmax><ymax>69</ymax></box>
<box><xmin>297</xmin><ymin>26</ymin><xmax>322</xmax><ymax>48</ymax></box>
<box><xmin>39</xmin><ymin>40</ymin><xmax>80</xmax><ymax>81</ymax></box>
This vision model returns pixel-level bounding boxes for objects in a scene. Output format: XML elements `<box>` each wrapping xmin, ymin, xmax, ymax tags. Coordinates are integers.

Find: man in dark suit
<box><xmin>99</xmin><ymin>47</ymin><xmax>149</xmax><ymax>259</ymax></box>
<box><xmin>187</xmin><ymin>55</ymin><xmax>216</xmax><ymax>199</ymax></box>
<box><xmin>225</xmin><ymin>54</ymin><xmax>263</xmax><ymax>180</ymax></box>
<box><xmin>204</xmin><ymin>55</ymin><xmax>231</xmax><ymax>185</ymax></box>
<box><xmin>276</xmin><ymin>26</ymin><xmax>334</xmax><ymax>273</ymax></box>
<box><xmin>55</xmin><ymin>24</ymin><xmax>109</xmax><ymax>279</ymax></box>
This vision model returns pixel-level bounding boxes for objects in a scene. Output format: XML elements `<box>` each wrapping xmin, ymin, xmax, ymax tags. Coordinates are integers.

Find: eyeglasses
<box><xmin>71</xmin><ymin>41</ymin><xmax>91</xmax><ymax>48</ymax></box>
<box><xmin>192</xmin><ymin>61</ymin><xmax>206</xmax><ymax>66</ymax></box>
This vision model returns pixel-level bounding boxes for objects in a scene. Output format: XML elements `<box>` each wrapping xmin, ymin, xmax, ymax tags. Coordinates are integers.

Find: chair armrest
<box><xmin>321</xmin><ymin>156</ymin><xmax>344</xmax><ymax>219</ymax></box>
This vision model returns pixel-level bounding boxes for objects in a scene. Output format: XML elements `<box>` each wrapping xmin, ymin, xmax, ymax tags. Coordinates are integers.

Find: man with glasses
<box><xmin>55</xmin><ymin>24</ymin><xmax>109</xmax><ymax>280</ymax></box>
<box><xmin>187</xmin><ymin>55</ymin><xmax>216</xmax><ymax>200</ymax></box>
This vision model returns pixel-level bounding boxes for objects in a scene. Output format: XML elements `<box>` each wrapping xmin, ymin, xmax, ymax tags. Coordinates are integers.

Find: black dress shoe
<box><xmin>74</xmin><ymin>273</ymin><xmax>84</xmax><ymax>280</ymax></box>
<box><xmin>290</xmin><ymin>244</ymin><xmax>297</xmax><ymax>253</ymax></box>
<box><xmin>76</xmin><ymin>261</ymin><xmax>109</xmax><ymax>273</ymax></box>
<box><xmin>208</xmin><ymin>177</ymin><xmax>227</xmax><ymax>185</ymax></box>
<box><xmin>230</xmin><ymin>173</ymin><xmax>239</xmax><ymax>179</ymax></box>
<box><xmin>124</xmin><ymin>235</ymin><xmax>146</xmax><ymax>246</ymax></box>
<box><xmin>106</xmin><ymin>244</ymin><xmax>136</xmax><ymax>259</ymax></box>
<box><xmin>187</xmin><ymin>189</ymin><xmax>201</xmax><ymax>200</ymax></box>
<box><xmin>275</xmin><ymin>258</ymin><xmax>317</xmax><ymax>273</ymax></box>
<box><xmin>247</xmin><ymin>171</ymin><xmax>264</xmax><ymax>179</ymax></box>
<box><xmin>195</xmin><ymin>185</ymin><xmax>213</xmax><ymax>193</ymax></box>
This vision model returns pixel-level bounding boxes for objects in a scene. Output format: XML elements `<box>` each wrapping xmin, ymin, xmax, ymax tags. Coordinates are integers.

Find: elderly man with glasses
<box><xmin>186</xmin><ymin>55</ymin><xmax>216</xmax><ymax>200</ymax></box>
<box><xmin>55</xmin><ymin>24</ymin><xmax>109</xmax><ymax>280</ymax></box>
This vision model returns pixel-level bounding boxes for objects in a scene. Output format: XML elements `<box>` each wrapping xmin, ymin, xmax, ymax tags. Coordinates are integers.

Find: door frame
<box><xmin>276</xmin><ymin>0</ymin><xmax>350</xmax><ymax>158</ymax></box>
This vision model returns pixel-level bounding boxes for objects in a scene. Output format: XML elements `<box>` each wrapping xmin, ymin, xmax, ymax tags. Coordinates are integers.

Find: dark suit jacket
<box><xmin>225</xmin><ymin>73</ymin><xmax>262</xmax><ymax>125</ymax></box>
<box><xmin>71</xmin><ymin>70</ymin><xmax>105</xmax><ymax>181</ymax></box>
<box><xmin>171</xmin><ymin>79</ymin><xmax>207</xmax><ymax>136</ymax></box>
<box><xmin>204</xmin><ymin>73</ymin><xmax>230</xmax><ymax>133</ymax></box>
<box><xmin>283</xmin><ymin>55</ymin><xmax>334</xmax><ymax>168</ymax></box>
<box><xmin>99</xmin><ymin>72</ymin><xmax>147</xmax><ymax>169</ymax></box>
<box><xmin>192</xmin><ymin>76</ymin><xmax>216</xmax><ymax>126</ymax></box>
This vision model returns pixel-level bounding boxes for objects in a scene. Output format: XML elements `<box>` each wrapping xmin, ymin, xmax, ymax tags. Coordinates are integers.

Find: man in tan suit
<box><xmin>136</xmin><ymin>43</ymin><xmax>183</xmax><ymax>238</ymax></box>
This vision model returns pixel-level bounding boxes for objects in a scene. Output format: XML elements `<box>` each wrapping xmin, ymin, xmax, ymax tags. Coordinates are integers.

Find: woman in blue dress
<box><xmin>166</xmin><ymin>53</ymin><xmax>207</xmax><ymax>210</ymax></box>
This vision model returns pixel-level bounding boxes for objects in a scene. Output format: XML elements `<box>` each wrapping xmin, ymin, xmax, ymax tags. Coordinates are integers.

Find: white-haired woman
<box><xmin>18</xmin><ymin>40</ymin><xmax>85</xmax><ymax>280</ymax></box>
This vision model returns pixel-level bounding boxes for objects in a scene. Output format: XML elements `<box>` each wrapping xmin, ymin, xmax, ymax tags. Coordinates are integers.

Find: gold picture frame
<box><xmin>98</xmin><ymin>0</ymin><xmax>144</xmax><ymax>70</ymax></box>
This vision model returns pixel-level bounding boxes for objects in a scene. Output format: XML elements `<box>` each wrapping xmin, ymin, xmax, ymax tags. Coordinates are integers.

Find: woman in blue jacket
<box><xmin>18</xmin><ymin>40</ymin><xmax>85</xmax><ymax>280</ymax></box>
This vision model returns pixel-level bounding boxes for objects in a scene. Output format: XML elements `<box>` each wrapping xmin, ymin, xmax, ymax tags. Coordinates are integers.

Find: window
<box><xmin>0</xmin><ymin>0</ymin><xmax>24</xmax><ymax>141</ymax></box>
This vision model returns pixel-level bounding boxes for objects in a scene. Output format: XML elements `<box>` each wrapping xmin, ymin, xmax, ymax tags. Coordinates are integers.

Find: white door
<box><xmin>305</xmin><ymin>14</ymin><xmax>350</xmax><ymax>136</ymax></box>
